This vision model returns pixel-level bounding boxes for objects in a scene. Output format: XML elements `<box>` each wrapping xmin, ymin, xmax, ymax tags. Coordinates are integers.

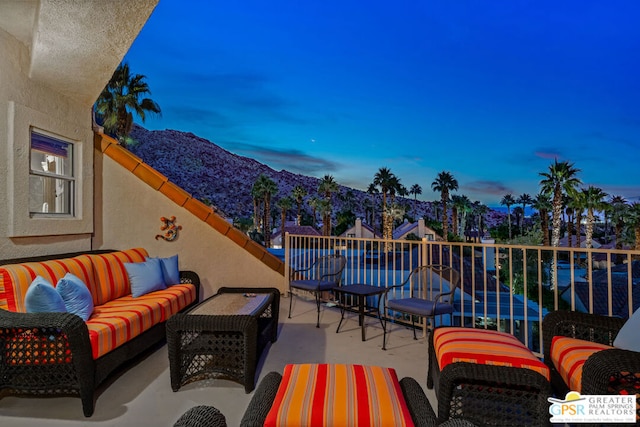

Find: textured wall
<box><xmin>0</xmin><ymin>1</ymin><xmax>158</xmax><ymax>260</ymax></box>
<box><xmin>94</xmin><ymin>152</ymin><xmax>285</xmax><ymax>299</ymax></box>
<box><xmin>0</xmin><ymin>27</ymin><xmax>92</xmax><ymax>259</ymax></box>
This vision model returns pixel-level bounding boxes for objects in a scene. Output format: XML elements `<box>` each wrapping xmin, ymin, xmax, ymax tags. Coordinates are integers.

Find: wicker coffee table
<box><xmin>166</xmin><ymin>287</ymin><xmax>280</xmax><ymax>393</ymax></box>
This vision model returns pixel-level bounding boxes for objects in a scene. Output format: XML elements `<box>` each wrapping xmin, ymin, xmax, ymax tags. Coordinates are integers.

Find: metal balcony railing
<box><xmin>283</xmin><ymin>233</ymin><xmax>640</xmax><ymax>356</ymax></box>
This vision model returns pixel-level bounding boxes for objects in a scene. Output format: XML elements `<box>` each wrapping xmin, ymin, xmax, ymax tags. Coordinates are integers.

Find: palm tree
<box><xmin>373</xmin><ymin>167</ymin><xmax>395</xmax><ymax>241</ymax></box>
<box><xmin>250</xmin><ymin>180</ymin><xmax>263</xmax><ymax>232</ymax></box>
<box><xmin>601</xmin><ymin>201</ymin><xmax>612</xmax><ymax>244</ymax></box>
<box><xmin>500</xmin><ymin>194</ymin><xmax>516</xmax><ymax>240</ymax></box>
<box><xmin>539</xmin><ymin>160</ymin><xmax>582</xmax><ymax>247</ymax></box>
<box><xmin>564</xmin><ymin>201</ymin><xmax>575</xmax><ymax>248</ymax></box>
<box><xmin>318</xmin><ymin>174</ymin><xmax>339</xmax><ymax>236</ymax></box>
<box><xmin>570</xmin><ymin>192</ymin><xmax>586</xmax><ymax>248</ymax></box>
<box><xmin>431</xmin><ymin>171</ymin><xmax>458</xmax><ymax>241</ymax></box>
<box><xmin>95</xmin><ymin>62</ymin><xmax>161</xmax><ymax>145</ymax></box>
<box><xmin>516</xmin><ymin>193</ymin><xmax>533</xmax><ymax>235</ymax></box>
<box><xmin>308</xmin><ymin>196</ymin><xmax>320</xmax><ymax>228</ymax></box>
<box><xmin>291</xmin><ymin>185</ymin><xmax>307</xmax><ymax>226</ymax></box>
<box><xmin>409</xmin><ymin>184</ymin><xmax>422</xmax><ymax>219</ymax></box>
<box><xmin>383</xmin><ymin>202</ymin><xmax>406</xmax><ymax>240</ymax></box>
<box><xmin>472</xmin><ymin>201</ymin><xmax>488</xmax><ymax>242</ymax></box>
<box><xmin>253</xmin><ymin>174</ymin><xmax>278</xmax><ymax>247</ymax></box>
<box><xmin>458</xmin><ymin>195</ymin><xmax>472</xmax><ymax>239</ymax></box>
<box><xmin>532</xmin><ymin>193</ymin><xmax>552</xmax><ymax>246</ymax></box>
<box><xmin>581</xmin><ymin>186</ymin><xmax>607</xmax><ymax>249</ymax></box>
<box><xmin>627</xmin><ymin>203</ymin><xmax>640</xmax><ymax>251</ymax></box>
<box><xmin>512</xmin><ymin>206</ymin><xmax>523</xmax><ymax>235</ymax></box>
<box><xmin>277</xmin><ymin>197</ymin><xmax>293</xmax><ymax>231</ymax></box>
<box><xmin>450</xmin><ymin>195</ymin><xmax>461</xmax><ymax>238</ymax></box>
<box><xmin>316</xmin><ymin>199</ymin><xmax>332</xmax><ymax>236</ymax></box>
<box><xmin>451</xmin><ymin>194</ymin><xmax>471</xmax><ymax>239</ymax></box>
<box><xmin>432</xmin><ymin>200</ymin><xmax>441</xmax><ymax>223</ymax></box>
<box><xmin>609</xmin><ymin>195</ymin><xmax>628</xmax><ymax>252</ymax></box>
<box><xmin>366</xmin><ymin>183</ymin><xmax>379</xmax><ymax>231</ymax></box>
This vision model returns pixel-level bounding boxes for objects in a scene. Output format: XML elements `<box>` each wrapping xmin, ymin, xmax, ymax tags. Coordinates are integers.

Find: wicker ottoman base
<box><xmin>428</xmin><ymin>328</ymin><xmax>552</xmax><ymax>427</ymax></box>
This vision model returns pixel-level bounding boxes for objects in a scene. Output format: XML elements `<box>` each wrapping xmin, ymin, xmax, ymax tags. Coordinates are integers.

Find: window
<box><xmin>29</xmin><ymin>130</ymin><xmax>74</xmax><ymax>215</ymax></box>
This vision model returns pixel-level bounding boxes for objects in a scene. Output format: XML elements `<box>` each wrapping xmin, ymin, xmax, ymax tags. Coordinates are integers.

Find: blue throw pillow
<box><xmin>124</xmin><ymin>258</ymin><xmax>166</xmax><ymax>297</ymax></box>
<box><xmin>25</xmin><ymin>276</ymin><xmax>67</xmax><ymax>313</ymax></box>
<box><xmin>147</xmin><ymin>255</ymin><xmax>180</xmax><ymax>285</ymax></box>
<box><xmin>56</xmin><ymin>273</ymin><xmax>94</xmax><ymax>321</ymax></box>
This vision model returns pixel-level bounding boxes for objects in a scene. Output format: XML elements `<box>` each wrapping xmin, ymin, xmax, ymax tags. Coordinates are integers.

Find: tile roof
<box><xmin>272</xmin><ymin>225</ymin><xmax>321</xmax><ymax>239</ymax></box>
<box><xmin>95</xmin><ymin>133</ymin><xmax>284</xmax><ymax>275</ymax></box>
<box><xmin>573</xmin><ymin>261</ymin><xmax>640</xmax><ymax>318</ymax></box>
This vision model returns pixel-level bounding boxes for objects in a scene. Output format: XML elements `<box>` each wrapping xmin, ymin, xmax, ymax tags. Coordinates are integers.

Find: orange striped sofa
<box><xmin>0</xmin><ymin>248</ymin><xmax>199</xmax><ymax>417</ymax></box>
<box><xmin>428</xmin><ymin>326</ymin><xmax>552</xmax><ymax>426</ymax></box>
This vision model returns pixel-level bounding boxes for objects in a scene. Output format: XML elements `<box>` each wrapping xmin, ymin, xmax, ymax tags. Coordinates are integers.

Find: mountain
<box><xmin>128</xmin><ymin>126</ymin><xmax>505</xmax><ymax>229</ymax></box>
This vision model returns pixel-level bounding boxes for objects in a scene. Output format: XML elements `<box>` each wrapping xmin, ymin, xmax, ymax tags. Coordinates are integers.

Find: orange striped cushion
<box><xmin>0</xmin><ymin>256</ymin><xmax>94</xmax><ymax>312</ymax></box>
<box><xmin>264</xmin><ymin>364</ymin><xmax>414</xmax><ymax>427</ymax></box>
<box><xmin>433</xmin><ymin>327</ymin><xmax>550</xmax><ymax>381</ymax></box>
<box><xmin>87</xmin><ymin>283</ymin><xmax>196</xmax><ymax>358</ymax></box>
<box><xmin>550</xmin><ymin>336</ymin><xmax>612</xmax><ymax>392</ymax></box>
<box><xmin>83</xmin><ymin>248</ymin><xmax>148</xmax><ymax>306</ymax></box>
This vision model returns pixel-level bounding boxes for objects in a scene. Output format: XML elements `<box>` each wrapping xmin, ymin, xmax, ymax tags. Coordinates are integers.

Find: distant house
<box><xmin>339</xmin><ymin>218</ymin><xmax>381</xmax><ymax>239</ymax></box>
<box><xmin>393</xmin><ymin>218</ymin><xmax>439</xmax><ymax>241</ymax></box>
<box><xmin>567</xmin><ymin>261</ymin><xmax>640</xmax><ymax>319</ymax></box>
<box><xmin>558</xmin><ymin>234</ymin><xmax>602</xmax><ymax>249</ymax></box>
<box><xmin>271</xmin><ymin>225</ymin><xmax>321</xmax><ymax>248</ymax></box>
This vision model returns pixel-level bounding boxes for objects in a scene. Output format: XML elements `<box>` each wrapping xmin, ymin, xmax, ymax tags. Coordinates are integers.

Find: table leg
<box><xmin>336</xmin><ymin>296</ymin><xmax>346</xmax><ymax>333</ymax></box>
<box><xmin>359</xmin><ymin>296</ymin><xmax>366</xmax><ymax>341</ymax></box>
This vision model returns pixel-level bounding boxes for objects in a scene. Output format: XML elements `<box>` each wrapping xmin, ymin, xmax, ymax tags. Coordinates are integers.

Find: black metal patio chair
<box><xmin>288</xmin><ymin>253</ymin><xmax>346</xmax><ymax>327</ymax></box>
<box><xmin>382</xmin><ymin>264</ymin><xmax>460</xmax><ymax>350</ymax></box>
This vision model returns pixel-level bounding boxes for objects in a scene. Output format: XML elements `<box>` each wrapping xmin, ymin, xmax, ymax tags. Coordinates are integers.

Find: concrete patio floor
<box><xmin>0</xmin><ymin>296</ymin><xmax>437</xmax><ymax>426</ymax></box>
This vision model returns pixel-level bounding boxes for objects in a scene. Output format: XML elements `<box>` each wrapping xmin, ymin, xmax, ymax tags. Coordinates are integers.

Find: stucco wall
<box><xmin>94</xmin><ymin>151</ymin><xmax>285</xmax><ymax>299</ymax></box>
<box><xmin>0</xmin><ymin>27</ymin><xmax>93</xmax><ymax>259</ymax></box>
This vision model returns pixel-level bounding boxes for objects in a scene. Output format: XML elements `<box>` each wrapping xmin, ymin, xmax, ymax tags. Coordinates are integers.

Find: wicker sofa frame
<box><xmin>0</xmin><ymin>249</ymin><xmax>200</xmax><ymax>417</ymax></box>
<box><xmin>427</xmin><ymin>329</ymin><xmax>552</xmax><ymax>427</ymax></box>
<box><xmin>542</xmin><ymin>310</ymin><xmax>640</xmax><ymax>420</ymax></box>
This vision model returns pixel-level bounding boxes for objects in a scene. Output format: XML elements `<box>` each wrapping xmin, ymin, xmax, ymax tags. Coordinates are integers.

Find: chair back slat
<box><xmin>314</xmin><ymin>254</ymin><xmax>346</xmax><ymax>285</ymax></box>
<box><xmin>407</xmin><ymin>265</ymin><xmax>460</xmax><ymax>302</ymax></box>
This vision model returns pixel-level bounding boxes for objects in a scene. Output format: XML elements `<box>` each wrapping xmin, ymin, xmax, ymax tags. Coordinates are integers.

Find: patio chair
<box><xmin>288</xmin><ymin>253</ymin><xmax>346</xmax><ymax>327</ymax></box>
<box><xmin>542</xmin><ymin>309</ymin><xmax>640</xmax><ymax>419</ymax></box>
<box><xmin>382</xmin><ymin>264</ymin><xmax>460</xmax><ymax>350</ymax></box>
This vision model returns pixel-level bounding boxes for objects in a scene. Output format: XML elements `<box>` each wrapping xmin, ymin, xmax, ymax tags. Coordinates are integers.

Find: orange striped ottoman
<box><xmin>264</xmin><ymin>364</ymin><xmax>415</xmax><ymax>427</ymax></box>
<box><xmin>428</xmin><ymin>327</ymin><xmax>552</xmax><ymax>426</ymax></box>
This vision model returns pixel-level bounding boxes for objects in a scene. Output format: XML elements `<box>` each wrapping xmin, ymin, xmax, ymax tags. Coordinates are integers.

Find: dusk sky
<box><xmin>125</xmin><ymin>0</ymin><xmax>640</xmax><ymax>207</ymax></box>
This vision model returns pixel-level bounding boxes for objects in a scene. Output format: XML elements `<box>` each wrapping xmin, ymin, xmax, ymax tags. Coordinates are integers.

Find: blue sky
<box><xmin>125</xmin><ymin>0</ymin><xmax>640</xmax><ymax>206</ymax></box>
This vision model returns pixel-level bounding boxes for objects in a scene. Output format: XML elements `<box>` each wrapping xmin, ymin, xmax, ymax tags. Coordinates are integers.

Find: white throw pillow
<box><xmin>613</xmin><ymin>307</ymin><xmax>640</xmax><ymax>352</ymax></box>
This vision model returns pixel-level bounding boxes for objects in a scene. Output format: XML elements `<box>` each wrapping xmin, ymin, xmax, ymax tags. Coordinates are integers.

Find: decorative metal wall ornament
<box><xmin>155</xmin><ymin>216</ymin><xmax>182</xmax><ymax>241</ymax></box>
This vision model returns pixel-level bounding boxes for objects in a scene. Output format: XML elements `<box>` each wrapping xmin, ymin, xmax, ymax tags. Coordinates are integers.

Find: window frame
<box><xmin>29</xmin><ymin>128</ymin><xmax>76</xmax><ymax>217</ymax></box>
<box><xmin>7</xmin><ymin>101</ymin><xmax>93</xmax><ymax>238</ymax></box>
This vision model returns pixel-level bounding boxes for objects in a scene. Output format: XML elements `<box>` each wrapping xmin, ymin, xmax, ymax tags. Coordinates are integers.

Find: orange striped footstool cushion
<box><xmin>550</xmin><ymin>336</ymin><xmax>612</xmax><ymax>392</ymax></box>
<box><xmin>433</xmin><ymin>327</ymin><xmax>550</xmax><ymax>381</ymax></box>
<box><xmin>264</xmin><ymin>364</ymin><xmax>414</xmax><ymax>427</ymax></box>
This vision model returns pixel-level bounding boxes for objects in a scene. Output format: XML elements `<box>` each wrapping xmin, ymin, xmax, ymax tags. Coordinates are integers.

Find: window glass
<box><xmin>29</xmin><ymin>130</ymin><xmax>74</xmax><ymax>215</ymax></box>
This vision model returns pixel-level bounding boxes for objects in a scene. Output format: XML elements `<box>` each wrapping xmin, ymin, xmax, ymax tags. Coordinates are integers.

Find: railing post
<box><xmin>284</xmin><ymin>232</ymin><xmax>290</xmax><ymax>295</ymax></box>
<box><xmin>421</xmin><ymin>237</ymin><xmax>428</xmax><ymax>267</ymax></box>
